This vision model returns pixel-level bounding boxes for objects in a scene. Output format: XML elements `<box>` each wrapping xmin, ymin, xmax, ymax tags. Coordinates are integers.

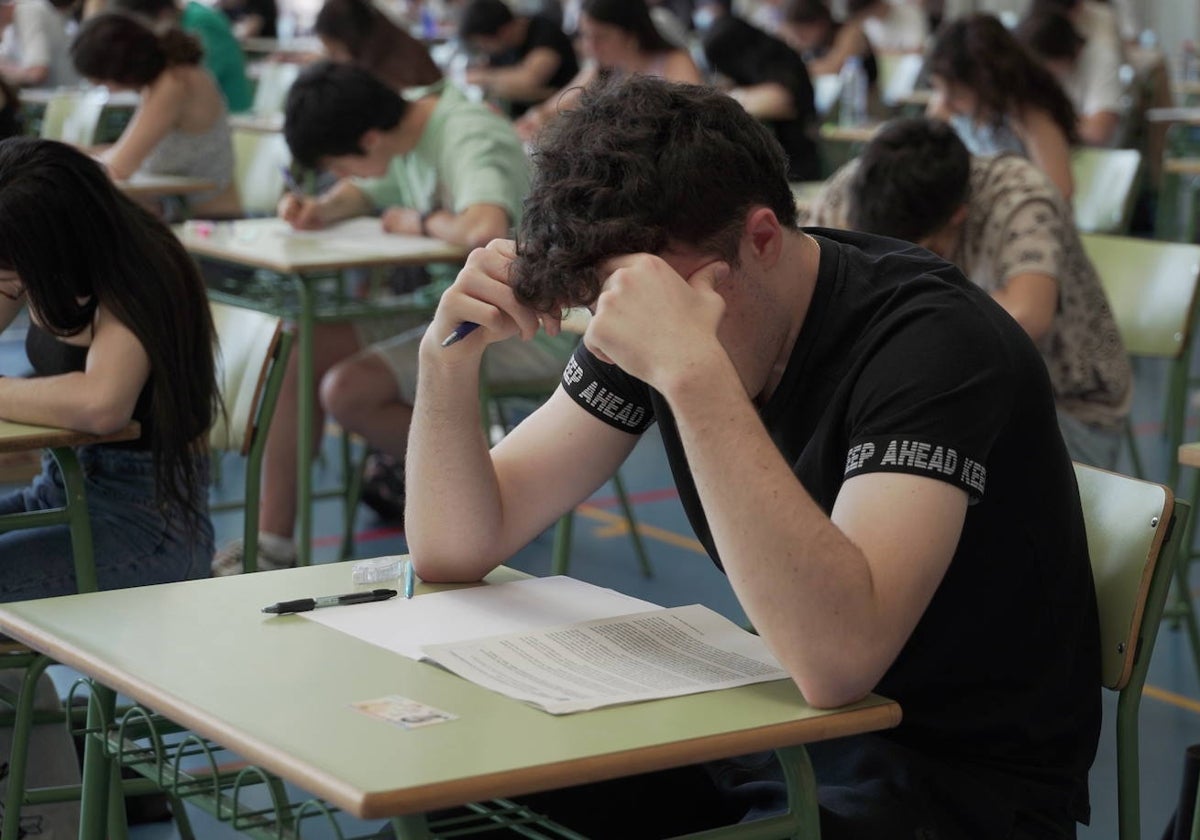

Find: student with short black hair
<box><xmin>810</xmin><ymin>116</ymin><xmax>1130</xmax><ymax>467</ymax></box>
<box><xmin>72</xmin><ymin>12</ymin><xmax>242</xmax><ymax>219</ymax></box>
<box><xmin>458</xmin><ymin>0</ymin><xmax>579</xmax><ymax>116</ymax></box>
<box><xmin>405</xmin><ymin>75</ymin><xmax>1101</xmax><ymax>838</ymax></box>
<box><xmin>212</xmin><ymin>61</ymin><xmax>569</xmax><ymax>573</ymax></box>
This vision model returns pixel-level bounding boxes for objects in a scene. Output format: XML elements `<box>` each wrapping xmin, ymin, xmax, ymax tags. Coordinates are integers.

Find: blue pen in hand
<box><xmin>279</xmin><ymin>165</ymin><xmax>303</xmax><ymax>197</ymax></box>
<box><xmin>440</xmin><ymin>321</ymin><xmax>480</xmax><ymax>348</ymax></box>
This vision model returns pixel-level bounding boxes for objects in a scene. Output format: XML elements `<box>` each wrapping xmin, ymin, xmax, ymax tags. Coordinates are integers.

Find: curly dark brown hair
<box><xmin>511</xmin><ymin>75</ymin><xmax>799</xmax><ymax>314</ymax></box>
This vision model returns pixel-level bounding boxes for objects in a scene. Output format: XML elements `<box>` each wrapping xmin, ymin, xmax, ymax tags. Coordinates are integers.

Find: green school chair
<box><xmin>207</xmin><ymin>301</ymin><xmax>294</xmax><ymax>574</ymax></box>
<box><xmin>231</xmin><ymin>128</ymin><xmax>292</xmax><ymax>216</ymax></box>
<box><xmin>1074</xmin><ymin>462</ymin><xmax>1191</xmax><ymax>840</ymax></box>
<box><xmin>1072</xmin><ymin>148</ymin><xmax>1142</xmax><ymax>235</ymax></box>
<box><xmin>38</xmin><ymin>88</ymin><xmax>108</xmax><ymax>147</ymax></box>
<box><xmin>1079</xmin><ymin>234</ymin><xmax>1200</xmax><ymax>490</ymax></box>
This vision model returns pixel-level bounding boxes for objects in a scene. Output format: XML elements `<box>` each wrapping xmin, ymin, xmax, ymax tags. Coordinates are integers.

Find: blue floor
<box><xmin>4</xmin><ymin>322</ymin><xmax>1200</xmax><ymax>838</ymax></box>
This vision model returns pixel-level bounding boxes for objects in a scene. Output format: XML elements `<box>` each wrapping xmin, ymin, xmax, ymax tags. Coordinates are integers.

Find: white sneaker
<box><xmin>211</xmin><ymin>537</ymin><xmax>297</xmax><ymax>576</ymax></box>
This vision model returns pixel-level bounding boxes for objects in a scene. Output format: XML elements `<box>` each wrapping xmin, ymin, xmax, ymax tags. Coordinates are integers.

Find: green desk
<box><xmin>0</xmin><ymin>419</ymin><xmax>140</xmax><ymax>589</ymax></box>
<box><xmin>177</xmin><ymin>218</ymin><xmax>468</xmax><ymax>565</ymax></box>
<box><xmin>0</xmin><ymin>562</ymin><xmax>901</xmax><ymax>839</ymax></box>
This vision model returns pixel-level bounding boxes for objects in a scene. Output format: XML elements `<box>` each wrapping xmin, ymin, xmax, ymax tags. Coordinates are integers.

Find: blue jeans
<box><xmin>0</xmin><ymin>447</ymin><xmax>213</xmax><ymax>602</ymax></box>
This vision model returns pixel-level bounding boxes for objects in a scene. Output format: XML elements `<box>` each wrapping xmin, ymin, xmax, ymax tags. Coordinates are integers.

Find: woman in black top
<box><xmin>703</xmin><ymin>15</ymin><xmax>821</xmax><ymax>181</ymax></box>
<box><xmin>0</xmin><ymin>137</ymin><xmax>218</xmax><ymax>601</ymax></box>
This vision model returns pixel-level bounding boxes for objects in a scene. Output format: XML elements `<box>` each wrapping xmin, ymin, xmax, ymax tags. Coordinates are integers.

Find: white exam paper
<box><xmin>421</xmin><ymin>604</ymin><xmax>787</xmax><ymax>714</ymax></box>
<box><xmin>301</xmin><ymin>576</ymin><xmax>658</xmax><ymax>660</ymax></box>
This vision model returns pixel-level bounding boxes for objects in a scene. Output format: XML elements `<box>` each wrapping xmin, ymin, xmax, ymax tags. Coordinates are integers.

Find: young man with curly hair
<box><xmin>405</xmin><ymin>75</ymin><xmax>1100</xmax><ymax>838</ymax></box>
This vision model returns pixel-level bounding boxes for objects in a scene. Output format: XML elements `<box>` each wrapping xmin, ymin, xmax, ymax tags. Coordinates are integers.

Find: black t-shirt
<box><xmin>489</xmin><ymin>14</ymin><xmax>579</xmax><ymax>116</ymax></box>
<box><xmin>560</xmin><ymin>229</ymin><xmax>1101</xmax><ymax>833</ymax></box>
<box><xmin>703</xmin><ymin>17</ymin><xmax>820</xmax><ymax>182</ymax></box>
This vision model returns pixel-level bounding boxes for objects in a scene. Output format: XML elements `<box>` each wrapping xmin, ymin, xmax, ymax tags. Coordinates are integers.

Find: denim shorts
<box><xmin>0</xmin><ymin>446</ymin><xmax>213</xmax><ymax>602</ymax></box>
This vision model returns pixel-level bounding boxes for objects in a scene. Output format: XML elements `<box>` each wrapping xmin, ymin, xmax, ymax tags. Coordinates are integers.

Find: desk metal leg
<box><xmin>50</xmin><ymin>446</ymin><xmax>99</xmax><ymax>593</ymax></box>
<box><xmin>1</xmin><ymin>654</ymin><xmax>53</xmax><ymax>840</ymax></box>
<box><xmin>293</xmin><ymin>274</ymin><xmax>315</xmax><ymax>567</ymax></box>
<box><xmin>79</xmin><ymin>685</ymin><xmax>116</xmax><ymax>840</ymax></box>
<box><xmin>391</xmin><ymin>814</ymin><xmax>434</xmax><ymax>840</ymax></box>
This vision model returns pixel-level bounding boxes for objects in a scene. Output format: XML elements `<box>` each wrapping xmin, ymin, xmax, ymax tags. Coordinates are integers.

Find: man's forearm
<box><xmin>317</xmin><ymin>181</ymin><xmax>375</xmax><ymax>224</ymax></box>
<box><xmin>404</xmin><ymin>338</ymin><xmax>510</xmax><ymax>581</ymax></box>
<box><xmin>662</xmin><ymin>358</ymin><xmax>886</xmax><ymax>707</ymax></box>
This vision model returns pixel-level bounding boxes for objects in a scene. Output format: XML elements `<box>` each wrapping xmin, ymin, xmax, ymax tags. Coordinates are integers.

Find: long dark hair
<box><xmin>314</xmin><ymin>0</ymin><xmax>442</xmax><ymax>89</ymax></box>
<box><xmin>581</xmin><ymin>0</ymin><xmax>674</xmax><ymax>55</ymax></box>
<box><xmin>0</xmin><ymin>138</ymin><xmax>217</xmax><ymax>523</ymax></box>
<box><xmin>927</xmin><ymin>13</ymin><xmax>1078</xmax><ymax>143</ymax></box>
<box><xmin>72</xmin><ymin>12</ymin><xmax>203</xmax><ymax>87</ymax></box>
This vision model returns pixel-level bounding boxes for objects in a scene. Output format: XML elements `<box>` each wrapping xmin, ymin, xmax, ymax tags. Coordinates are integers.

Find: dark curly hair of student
<box><xmin>510</xmin><ymin>75</ymin><xmax>798</xmax><ymax>314</ymax></box>
<box><xmin>0</xmin><ymin>138</ymin><xmax>218</xmax><ymax>527</ymax></box>
<box><xmin>1015</xmin><ymin>10</ymin><xmax>1086</xmax><ymax>64</ymax></box>
<box><xmin>927</xmin><ymin>13</ymin><xmax>1078</xmax><ymax>143</ymax></box>
<box><xmin>72</xmin><ymin>12</ymin><xmax>203</xmax><ymax>87</ymax></box>
<box><xmin>314</xmin><ymin>0</ymin><xmax>442</xmax><ymax>89</ymax></box>
<box><xmin>847</xmin><ymin>117</ymin><xmax>971</xmax><ymax>242</ymax></box>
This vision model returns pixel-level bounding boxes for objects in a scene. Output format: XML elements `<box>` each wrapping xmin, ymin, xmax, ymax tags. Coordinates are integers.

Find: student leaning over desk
<box><xmin>0</xmin><ymin>137</ymin><xmax>217</xmax><ymax>600</ymax></box>
<box><xmin>405</xmin><ymin>75</ymin><xmax>1099</xmax><ymax>838</ymax></box>
<box><xmin>71</xmin><ymin>12</ymin><xmax>243</xmax><ymax>221</ymax></box>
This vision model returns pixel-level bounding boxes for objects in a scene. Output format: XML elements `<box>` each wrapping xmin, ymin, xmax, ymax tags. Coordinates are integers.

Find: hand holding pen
<box><xmin>277</xmin><ymin>166</ymin><xmax>323</xmax><ymax>230</ymax></box>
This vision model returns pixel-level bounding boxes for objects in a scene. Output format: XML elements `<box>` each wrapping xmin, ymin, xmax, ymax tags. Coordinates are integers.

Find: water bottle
<box><xmin>839</xmin><ymin>55</ymin><xmax>868</xmax><ymax>127</ymax></box>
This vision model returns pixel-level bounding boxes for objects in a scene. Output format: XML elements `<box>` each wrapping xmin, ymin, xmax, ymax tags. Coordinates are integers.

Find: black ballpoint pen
<box><xmin>261</xmin><ymin>588</ymin><xmax>398</xmax><ymax>614</ymax></box>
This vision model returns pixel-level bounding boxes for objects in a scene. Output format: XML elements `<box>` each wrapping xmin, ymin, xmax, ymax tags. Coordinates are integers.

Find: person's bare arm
<box><xmin>1077</xmin><ymin>109</ymin><xmax>1119</xmax><ymax>147</ymax></box>
<box><xmin>100</xmin><ymin>75</ymin><xmax>188</xmax><ymax>181</ymax></box>
<box><xmin>276</xmin><ymin>179</ymin><xmax>374</xmax><ymax>230</ymax></box>
<box><xmin>467</xmin><ymin>47</ymin><xmax>563</xmax><ymax>102</ymax></box>
<box><xmin>0</xmin><ymin>305</ymin><xmax>149</xmax><ymax>433</ymax></box>
<box><xmin>660</xmin><ymin>49</ymin><xmax>703</xmax><ymax>84</ymax></box>
<box><xmin>405</xmin><ymin>240</ymin><xmax>637</xmax><ymax>580</ymax></box>
<box><xmin>1016</xmin><ymin>106</ymin><xmax>1075</xmax><ymax>202</ymax></box>
<box><xmin>584</xmin><ymin>248</ymin><xmax>965</xmax><ymax>708</ymax></box>
<box><xmin>381</xmin><ymin>203</ymin><xmax>510</xmax><ymax>249</ymax></box>
<box><xmin>990</xmin><ymin>272</ymin><xmax>1057</xmax><ymax>342</ymax></box>
<box><xmin>729</xmin><ymin>82</ymin><xmax>797</xmax><ymax>120</ymax></box>
<box><xmin>806</xmin><ymin>22</ymin><xmax>868</xmax><ymax>76</ymax></box>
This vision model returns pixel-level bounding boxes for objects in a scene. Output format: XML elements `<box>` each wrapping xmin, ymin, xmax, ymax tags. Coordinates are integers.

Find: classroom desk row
<box><xmin>0</xmin><ymin>561</ymin><xmax>900</xmax><ymax>840</ymax></box>
<box><xmin>178</xmin><ymin>217</ymin><xmax>467</xmax><ymax>566</ymax></box>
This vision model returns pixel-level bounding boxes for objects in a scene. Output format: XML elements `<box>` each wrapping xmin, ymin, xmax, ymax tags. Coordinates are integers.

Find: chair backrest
<box><xmin>1075</xmin><ymin>463</ymin><xmax>1182</xmax><ymax>690</ymax></box>
<box><xmin>877</xmin><ymin>53</ymin><xmax>924</xmax><ymax>107</ymax></box>
<box><xmin>1072</xmin><ymin>148</ymin><xmax>1142</xmax><ymax>235</ymax></box>
<box><xmin>231</xmin><ymin>128</ymin><xmax>291</xmax><ymax>216</ymax></box>
<box><xmin>1075</xmin><ymin>463</ymin><xmax>1190</xmax><ymax>840</ymax></box>
<box><xmin>1080</xmin><ymin>234</ymin><xmax>1200</xmax><ymax>361</ymax></box>
<box><xmin>208</xmin><ymin>302</ymin><xmax>290</xmax><ymax>456</ymax></box>
<box><xmin>250</xmin><ymin>62</ymin><xmax>301</xmax><ymax>117</ymax></box>
<box><xmin>812</xmin><ymin>74</ymin><xmax>842</xmax><ymax>117</ymax></box>
<box><xmin>39</xmin><ymin>89</ymin><xmax>109</xmax><ymax>146</ymax></box>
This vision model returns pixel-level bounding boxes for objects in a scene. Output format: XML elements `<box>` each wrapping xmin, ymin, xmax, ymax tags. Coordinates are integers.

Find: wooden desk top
<box><xmin>1147</xmin><ymin>107</ymin><xmax>1200</xmax><ymax>124</ymax></box>
<box><xmin>117</xmin><ymin>174</ymin><xmax>219</xmax><ymax>199</ymax></box>
<box><xmin>0</xmin><ymin>420</ymin><xmax>139</xmax><ymax>454</ymax></box>
<box><xmin>1179</xmin><ymin>442</ymin><xmax>1200</xmax><ymax>468</ymax></box>
<box><xmin>1164</xmin><ymin>157</ymin><xmax>1200</xmax><ymax>176</ymax></box>
<box><xmin>0</xmin><ymin>562</ymin><xmax>900</xmax><ymax>819</ymax></box>
<box><xmin>176</xmin><ymin>217</ymin><xmax>469</xmax><ymax>275</ymax></box>
<box><xmin>20</xmin><ymin>88</ymin><xmax>140</xmax><ymax>108</ymax></box>
<box><xmin>819</xmin><ymin>122</ymin><xmax>882</xmax><ymax>144</ymax></box>
<box><xmin>229</xmin><ymin>113</ymin><xmax>284</xmax><ymax>133</ymax></box>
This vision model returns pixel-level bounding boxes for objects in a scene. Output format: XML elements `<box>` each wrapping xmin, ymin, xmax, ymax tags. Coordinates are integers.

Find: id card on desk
<box><xmin>351</xmin><ymin>695</ymin><xmax>459</xmax><ymax>730</ymax></box>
